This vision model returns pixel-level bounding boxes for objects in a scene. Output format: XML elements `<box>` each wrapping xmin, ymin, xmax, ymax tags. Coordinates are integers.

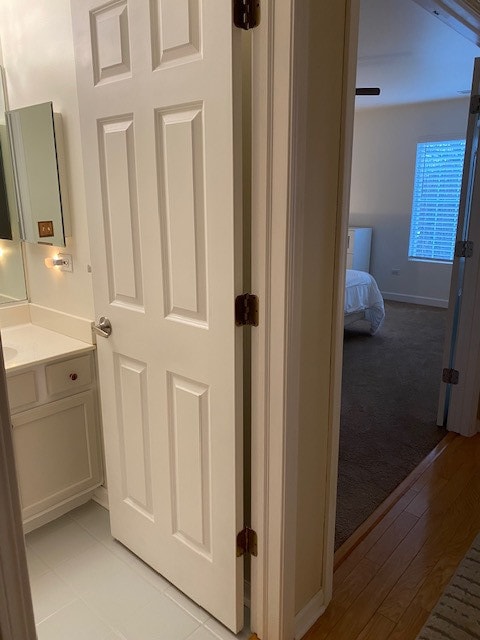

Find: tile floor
<box><xmin>26</xmin><ymin>501</ymin><xmax>251</xmax><ymax>640</ymax></box>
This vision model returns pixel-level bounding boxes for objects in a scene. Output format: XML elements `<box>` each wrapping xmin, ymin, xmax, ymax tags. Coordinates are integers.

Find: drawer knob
<box><xmin>69</xmin><ymin>373</ymin><xmax>78</xmax><ymax>381</ymax></box>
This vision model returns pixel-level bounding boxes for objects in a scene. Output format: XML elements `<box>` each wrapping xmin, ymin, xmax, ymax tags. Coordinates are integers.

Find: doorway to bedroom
<box><xmin>335</xmin><ymin>0</ymin><xmax>480</xmax><ymax>549</ymax></box>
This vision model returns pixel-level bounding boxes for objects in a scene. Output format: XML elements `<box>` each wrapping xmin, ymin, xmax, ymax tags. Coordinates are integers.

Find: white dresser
<box><xmin>347</xmin><ymin>226</ymin><xmax>372</xmax><ymax>273</ymax></box>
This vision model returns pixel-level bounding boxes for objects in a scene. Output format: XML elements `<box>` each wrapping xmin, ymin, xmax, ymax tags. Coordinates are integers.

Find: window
<box><xmin>408</xmin><ymin>139</ymin><xmax>465</xmax><ymax>263</ymax></box>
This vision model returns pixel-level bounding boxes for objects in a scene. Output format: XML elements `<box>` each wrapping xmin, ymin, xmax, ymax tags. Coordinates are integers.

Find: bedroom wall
<box><xmin>349</xmin><ymin>97</ymin><xmax>470</xmax><ymax>307</ymax></box>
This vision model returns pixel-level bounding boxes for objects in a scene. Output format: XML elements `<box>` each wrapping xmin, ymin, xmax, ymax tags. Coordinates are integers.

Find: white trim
<box><xmin>93</xmin><ymin>485</ymin><xmax>109</xmax><ymax>510</ymax></box>
<box><xmin>22</xmin><ymin>488</ymin><xmax>98</xmax><ymax>534</ymax></box>
<box><xmin>412</xmin><ymin>0</ymin><xmax>480</xmax><ymax>45</ymax></box>
<box><xmin>251</xmin><ymin>2</ymin><xmax>359</xmax><ymax>637</ymax></box>
<box><xmin>320</xmin><ymin>0</ymin><xmax>361</xmax><ymax>609</ymax></box>
<box><xmin>250</xmin><ymin>0</ymin><xmax>297</xmax><ymax>637</ymax></box>
<box><xmin>294</xmin><ymin>590</ymin><xmax>326</xmax><ymax>640</ymax></box>
<box><xmin>382</xmin><ymin>291</ymin><xmax>448</xmax><ymax>308</ymax></box>
<box><xmin>0</xmin><ymin>340</ymin><xmax>36</xmax><ymax>640</ymax></box>
<box><xmin>438</xmin><ymin>58</ymin><xmax>480</xmax><ymax>436</ymax></box>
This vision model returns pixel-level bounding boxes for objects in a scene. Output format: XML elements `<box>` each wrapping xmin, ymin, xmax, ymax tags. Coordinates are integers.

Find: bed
<box><xmin>344</xmin><ymin>269</ymin><xmax>385</xmax><ymax>334</ymax></box>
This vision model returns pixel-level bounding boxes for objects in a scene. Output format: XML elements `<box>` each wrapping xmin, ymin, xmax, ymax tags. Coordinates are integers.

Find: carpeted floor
<box><xmin>336</xmin><ymin>300</ymin><xmax>447</xmax><ymax>549</ymax></box>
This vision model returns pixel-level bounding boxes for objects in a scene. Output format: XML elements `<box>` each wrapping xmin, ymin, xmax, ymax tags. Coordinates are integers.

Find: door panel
<box><xmin>90</xmin><ymin>1</ymin><xmax>131</xmax><ymax>85</ymax></box>
<box><xmin>156</xmin><ymin>103</ymin><xmax>207</xmax><ymax>323</ymax></box>
<box><xmin>71</xmin><ymin>0</ymin><xmax>244</xmax><ymax>630</ymax></box>
<box><xmin>115</xmin><ymin>354</ymin><xmax>152</xmax><ymax>516</ymax></box>
<box><xmin>438</xmin><ymin>57</ymin><xmax>480</xmax><ymax>436</ymax></box>
<box><xmin>168</xmin><ymin>372</ymin><xmax>211</xmax><ymax>557</ymax></box>
<box><xmin>151</xmin><ymin>0</ymin><xmax>202</xmax><ymax>69</ymax></box>
<box><xmin>98</xmin><ymin>117</ymin><xmax>144</xmax><ymax>309</ymax></box>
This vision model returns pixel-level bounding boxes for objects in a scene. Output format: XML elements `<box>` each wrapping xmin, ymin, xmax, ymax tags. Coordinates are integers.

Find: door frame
<box><xmin>438</xmin><ymin>57</ymin><xmax>480</xmax><ymax>437</ymax></box>
<box><xmin>250</xmin><ymin>1</ymin><xmax>480</xmax><ymax>638</ymax></box>
<box><xmin>0</xmin><ymin>341</ymin><xmax>36</xmax><ymax>640</ymax></box>
<box><xmin>249</xmin><ymin>1</ymin><xmax>302</xmax><ymax>637</ymax></box>
<box><xmin>250</xmin><ymin>1</ymin><xmax>359</xmax><ymax>638</ymax></box>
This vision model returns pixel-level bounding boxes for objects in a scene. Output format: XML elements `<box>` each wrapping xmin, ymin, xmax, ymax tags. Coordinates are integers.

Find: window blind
<box><xmin>408</xmin><ymin>139</ymin><xmax>465</xmax><ymax>262</ymax></box>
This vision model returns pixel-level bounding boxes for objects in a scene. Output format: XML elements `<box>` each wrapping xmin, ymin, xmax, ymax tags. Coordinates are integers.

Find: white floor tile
<box><xmin>69</xmin><ymin>501</ymin><xmax>113</xmax><ymax>542</ymax></box>
<box><xmin>104</xmin><ymin>538</ymin><xmax>170</xmax><ymax>591</ymax></box>
<box><xmin>165</xmin><ymin>586</ymin><xmax>210</xmax><ymax>624</ymax></box>
<box><xmin>204</xmin><ymin>612</ymin><xmax>251</xmax><ymax>640</ymax></box>
<box><xmin>26</xmin><ymin>546</ymin><xmax>50</xmax><ymax>580</ymax></box>
<box><xmin>120</xmin><ymin>595</ymin><xmax>201</xmax><ymax>640</ymax></box>
<box><xmin>36</xmin><ymin>599</ymin><xmax>114</xmax><ymax>640</ymax></box>
<box><xmin>82</xmin><ymin>562</ymin><xmax>165</xmax><ymax>632</ymax></box>
<box><xmin>29</xmin><ymin>572</ymin><xmax>77</xmax><ymax>624</ymax></box>
<box><xmin>27</xmin><ymin>516</ymin><xmax>97</xmax><ymax>567</ymax></box>
<box><xmin>54</xmin><ymin>542</ymin><xmax>129</xmax><ymax>594</ymax></box>
<box><xmin>27</xmin><ymin>504</ymin><xmax>250</xmax><ymax>639</ymax></box>
<box><xmin>187</xmin><ymin>628</ymin><xmax>222</xmax><ymax>640</ymax></box>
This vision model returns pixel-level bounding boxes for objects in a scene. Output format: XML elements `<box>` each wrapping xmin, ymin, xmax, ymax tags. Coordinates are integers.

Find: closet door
<box><xmin>438</xmin><ymin>57</ymin><xmax>480</xmax><ymax>436</ymax></box>
<box><xmin>71</xmin><ymin>1</ymin><xmax>245</xmax><ymax>631</ymax></box>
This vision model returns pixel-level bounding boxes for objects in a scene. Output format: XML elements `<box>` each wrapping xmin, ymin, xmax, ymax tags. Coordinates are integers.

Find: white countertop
<box><xmin>1</xmin><ymin>323</ymin><xmax>94</xmax><ymax>372</ymax></box>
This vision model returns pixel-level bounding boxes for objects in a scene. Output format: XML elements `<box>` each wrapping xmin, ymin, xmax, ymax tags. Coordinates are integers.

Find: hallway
<box><xmin>305</xmin><ymin>433</ymin><xmax>480</xmax><ymax>639</ymax></box>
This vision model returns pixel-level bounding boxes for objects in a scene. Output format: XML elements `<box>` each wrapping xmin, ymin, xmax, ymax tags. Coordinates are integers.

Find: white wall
<box><xmin>0</xmin><ymin>0</ymin><xmax>94</xmax><ymax>320</ymax></box>
<box><xmin>350</xmin><ymin>98</ymin><xmax>470</xmax><ymax>307</ymax></box>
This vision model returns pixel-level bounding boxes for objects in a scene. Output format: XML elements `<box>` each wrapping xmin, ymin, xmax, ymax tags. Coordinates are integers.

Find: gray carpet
<box><xmin>416</xmin><ymin>533</ymin><xmax>480</xmax><ymax>639</ymax></box>
<box><xmin>336</xmin><ymin>301</ymin><xmax>447</xmax><ymax>549</ymax></box>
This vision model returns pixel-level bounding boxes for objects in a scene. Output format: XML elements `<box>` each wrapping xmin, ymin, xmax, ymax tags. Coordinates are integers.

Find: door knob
<box><xmin>93</xmin><ymin>316</ymin><xmax>112</xmax><ymax>338</ymax></box>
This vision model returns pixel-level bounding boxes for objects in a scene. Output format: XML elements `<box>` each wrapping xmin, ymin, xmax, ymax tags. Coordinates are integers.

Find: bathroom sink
<box><xmin>2</xmin><ymin>346</ymin><xmax>18</xmax><ymax>363</ymax></box>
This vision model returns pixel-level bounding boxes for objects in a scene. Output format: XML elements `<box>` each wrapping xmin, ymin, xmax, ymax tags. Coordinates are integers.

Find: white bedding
<box><xmin>345</xmin><ymin>269</ymin><xmax>385</xmax><ymax>334</ymax></box>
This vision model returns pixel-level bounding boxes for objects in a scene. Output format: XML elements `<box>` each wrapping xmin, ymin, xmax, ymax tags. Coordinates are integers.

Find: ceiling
<box><xmin>356</xmin><ymin>0</ymin><xmax>480</xmax><ymax>108</ymax></box>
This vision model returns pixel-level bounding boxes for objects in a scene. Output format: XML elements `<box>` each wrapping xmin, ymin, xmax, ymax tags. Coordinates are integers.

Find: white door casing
<box><xmin>438</xmin><ymin>57</ymin><xmax>480</xmax><ymax>437</ymax></box>
<box><xmin>71</xmin><ymin>0</ymin><xmax>244</xmax><ymax>631</ymax></box>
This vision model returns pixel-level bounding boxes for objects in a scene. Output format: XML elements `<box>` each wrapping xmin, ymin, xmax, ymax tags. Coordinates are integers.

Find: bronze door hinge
<box><xmin>237</xmin><ymin>527</ymin><xmax>258</xmax><ymax>557</ymax></box>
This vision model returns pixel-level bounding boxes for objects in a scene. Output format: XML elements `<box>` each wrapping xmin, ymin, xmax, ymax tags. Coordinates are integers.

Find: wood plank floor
<box><xmin>303</xmin><ymin>432</ymin><xmax>480</xmax><ymax>640</ymax></box>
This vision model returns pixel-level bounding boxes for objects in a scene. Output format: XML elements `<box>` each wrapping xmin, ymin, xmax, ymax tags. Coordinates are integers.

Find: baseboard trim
<box><xmin>381</xmin><ymin>291</ymin><xmax>448</xmax><ymax>308</ymax></box>
<box><xmin>22</xmin><ymin>487</ymin><xmax>98</xmax><ymax>534</ymax></box>
<box><xmin>93</xmin><ymin>486</ymin><xmax>109</xmax><ymax>510</ymax></box>
<box><xmin>295</xmin><ymin>589</ymin><xmax>326</xmax><ymax>639</ymax></box>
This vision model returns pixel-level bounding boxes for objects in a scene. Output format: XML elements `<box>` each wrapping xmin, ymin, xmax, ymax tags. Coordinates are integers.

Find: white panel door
<box><xmin>70</xmin><ymin>0</ymin><xmax>244</xmax><ymax>630</ymax></box>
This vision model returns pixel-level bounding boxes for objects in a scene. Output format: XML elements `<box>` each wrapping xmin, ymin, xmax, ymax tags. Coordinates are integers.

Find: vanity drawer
<box><xmin>45</xmin><ymin>355</ymin><xmax>93</xmax><ymax>396</ymax></box>
<box><xmin>7</xmin><ymin>371</ymin><xmax>38</xmax><ymax>411</ymax></box>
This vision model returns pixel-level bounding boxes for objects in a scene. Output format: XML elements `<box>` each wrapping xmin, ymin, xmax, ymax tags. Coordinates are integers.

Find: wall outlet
<box><xmin>57</xmin><ymin>253</ymin><xmax>73</xmax><ymax>273</ymax></box>
<box><xmin>391</xmin><ymin>268</ymin><xmax>400</xmax><ymax>276</ymax></box>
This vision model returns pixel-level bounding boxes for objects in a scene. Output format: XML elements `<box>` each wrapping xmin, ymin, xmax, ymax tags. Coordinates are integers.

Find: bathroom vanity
<box><xmin>2</xmin><ymin>323</ymin><xmax>103</xmax><ymax>532</ymax></box>
<box><xmin>0</xmin><ymin>64</ymin><xmax>104</xmax><ymax>534</ymax></box>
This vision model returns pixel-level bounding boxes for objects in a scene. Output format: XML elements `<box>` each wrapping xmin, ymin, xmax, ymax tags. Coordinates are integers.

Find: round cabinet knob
<box><xmin>69</xmin><ymin>373</ymin><xmax>78</xmax><ymax>381</ymax></box>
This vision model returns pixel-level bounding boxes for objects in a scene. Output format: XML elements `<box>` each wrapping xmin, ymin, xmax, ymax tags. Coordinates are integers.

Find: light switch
<box><xmin>38</xmin><ymin>220</ymin><xmax>54</xmax><ymax>237</ymax></box>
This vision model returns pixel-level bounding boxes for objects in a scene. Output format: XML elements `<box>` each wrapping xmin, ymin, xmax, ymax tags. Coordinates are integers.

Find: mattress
<box><xmin>345</xmin><ymin>269</ymin><xmax>385</xmax><ymax>334</ymax></box>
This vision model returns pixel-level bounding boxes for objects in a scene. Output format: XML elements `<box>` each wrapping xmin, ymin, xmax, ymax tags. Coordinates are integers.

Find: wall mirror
<box><xmin>7</xmin><ymin>101</ymin><xmax>69</xmax><ymax>247</ymax></box>
<box><xmin>0</xmin><ymin>68</ymin><xmax>27</xmax><ymax>304</ymax></box>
